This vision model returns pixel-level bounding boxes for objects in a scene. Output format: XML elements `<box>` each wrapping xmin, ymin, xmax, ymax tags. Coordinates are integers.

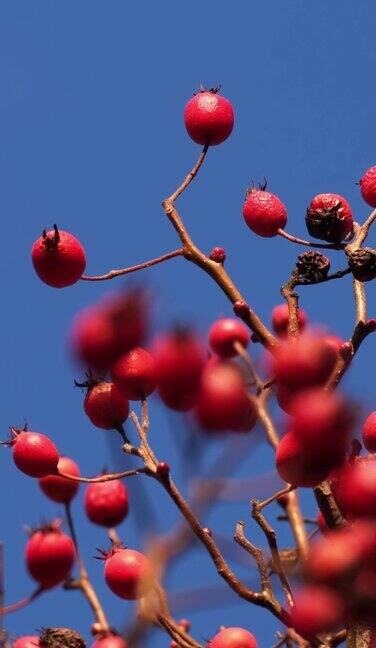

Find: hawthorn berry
<box><xmin>82</xmin><ymin>381</ymin><xmax>130</xmax><ymax>430</ymax></box>
<box><xmin>243</xmin><ymin>186</ymin><xmax>287</xmax><ymax>237</ymax></box>
<box><xmin>271</xmin><ymin>303</ymin><xmax>307</xmax><ymax>338</ymax></box>
<box><xmin>12</xmin><ymin>638</ymin><xmax>40</xmax><ymax>648</ymax></box>
<box><xmin>31</xmin><ymin>225</ymin><xmax>86</xmax><ymax>288</ymax></box>
<box><xmin>184</xmin><ymin>87</ymin><xmax>234</xmax><ymax>146</ymax></box>
<box><xmin>85</xmin><ymin>480</ymin><xmax>129</xmax><ymax>527</ymax></box>
<box><xmin>39</xmin><ymin>456</ymin><xmax>80</xmax><ymax>503</ymax></box>
<box><xmin>276</xmin><ymin>430</ymin><xmax>333</xmax><ymax>487</ymax></box>
<box><xmin>103</xmin><ymin>547</ymin><xmax>152</xmax><ymax>600</ymax></box>
<box><xmin>306</xmin><ymin>193</ymin><xmax>354</xmax><ymax>243</ymax></box>
<box><xmin>111</xmin><ymin>347</ymin><xmax>157</xmax><ymax>400</ymax></box>
<box><xmin>272</xmin><ymin>333</ymin><xmax>338</xmax><ymax>389</ymax></box>
<box><xmin>7</xmin><ymin>428</ymin><xmax>59</xmax><ymax>478</ymax></box>
<box><xmin>209</xmin><ymin>626</ymin><xmax>258</xmax><ymax>648</ymax></box>
<box><xmin>363</xmin><ymin>412</ymin><xmax>376</xmax><ymax>452</ymax></box>
<box><xmin>91</xmin><ymin>635</ymin><xmax>128</xmax><ymax>648</ymax></box>
<box><xmin>289</xmin><ymin>585</ymin><xmax>343</xmax><ymax>637</ymax></box>
<box><xmin>209</xmin><ymin>318</ymin><xmax>250</xmax><ymax>358</ymax></box>
<box><xmin>359</xmin><ymin>166</ymin><xmax>376</xmax><ymax>207</ymax></box>
<box><xmin>26</xmin><ymin>521</ymin><xmax>75</xmax><ymax>589</ymax></box>
<box><xmin>195</xmin><ymin>362</ymin><xmax>254</xmax><ymax>432</ymax></box>
<box><xmin>337</xmin><ymin>455</ymin><xmax>376</xmax><ymax>518</ymax></box>
<box><xmin>158</xmin><ymin>385</ymin><xmax>198</xmax><ymax>412</ymax></box>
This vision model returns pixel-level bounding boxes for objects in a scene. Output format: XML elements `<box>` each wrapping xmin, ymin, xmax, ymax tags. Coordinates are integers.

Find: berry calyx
<box><xmin>209</xmin><ymin>247</ymin><xmax>226</xmax><ymax>263</ymax></box>
<box><xmin>209</xmin><ymin>318</ymin><xmax>250</xmax><ymax>358</ymax></box>
<box><xmin>102</xmin><ymin>547</ymin><xmax>152</xmax><ymax>600</ymax></box>
<box><xmin>271</xmin><ymin>304</ymin><xmax>307</xmax><ymax>338</ymax></box>
<box><xmin>306</xmin><ymin>193</ymin><xmax>354</xmax><ymax>243</ymax></box>
<box><xmin>39</xmin><ymin>627</ymin><xmax>85</xmax><ymax>648</ymax></box>
<box><xmin>6</xmin><ymin>427</ymin><xmax>59</xmax><ymax>478</ymax></box>
<box><xmin>26</xmin><ymin>521</ymin><xmax>75</xmax><ymax>589</ymax></box>
<box><xmin>85</xmin><ymin>480</ymin><xmax>129</xmax><ymax>528</ymax></box>
<box><xmin>31</xmin><ymin>225</ymin><xmax>86</xmax><ymax>288</ymax></box>
<box><xmin>208</xmin><ymin>626</ymin><xmax>259</xmax><ymax>648</ymax></box>
<box><xmin>39</xmin><ymin>456</ymin><xmax>80</xmax><ymax>503</ymax></box>
<box><xmin>363</xmin><ymin>411</ymin><xmax>376</xmax><ymax>452</ymax></box>
<box><xmin>347</xmin><ymin>247</ymin><xmax>376</xmax><ymax>282</ymax></box>
<box><xmin>295</xmin><ymin>250</ymin><xmax>330</xmax><ymax>283</ymax></box>
<box><xmin>243</xmin><ymin>186</ymin><xmax>287</xmax><ymax>237</ymax></box>
<box><xmin>289</xmin><ymin>585</ymin><xmax>343</xmax><ymax>637</ymax></box>
<box><xmin>184</xmin><ymin>88</ymin><xmax>234</xmax><ymax>146</ymax></box>
<box><xmin>81</xmin><ymin>380</ymin><xmax>130</xmax><ymax>430</ymax></box>
<box><xmin>111</xmin><ymin>347</ymin><xmax>157</xmax><ymax>400</ymax></box>
<box><xmin>12</xmin><ymin>638</ymin><xmax>40</xmax><ymax>648</ymax></box>
<box><xmin>359</xmin><ymin>166</ymin><xmax>376</xmax><ymax>207</ymax></box>
<box><xmin>91</xmin><ymin>635</ymin><xmax>128</xmax><ymax>648</ymax></box>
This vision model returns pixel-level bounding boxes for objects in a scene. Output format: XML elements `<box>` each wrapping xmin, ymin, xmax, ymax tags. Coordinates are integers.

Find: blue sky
<box><xmin>1</xmin><ymin>1</ymin><xmax>376</xmax><ymax>645</ymax></box>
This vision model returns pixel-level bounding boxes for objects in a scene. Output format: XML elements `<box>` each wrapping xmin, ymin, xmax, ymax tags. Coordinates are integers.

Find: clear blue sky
<box><xmin>1</xmin><ymin>1</ymin><xmax>376</xmax><ymax>645</ymax></box>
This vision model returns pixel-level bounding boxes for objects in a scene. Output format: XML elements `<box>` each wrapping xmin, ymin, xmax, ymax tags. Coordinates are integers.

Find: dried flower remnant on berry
<box><xmin>347</xmin><ymin>247</ymin><xmax>376</xmax><ymax>282</ymax></box>
<box><xmin>296</xmin><ymin>250</ymin><xmax>330</xmax><ymax>283</ymax></box>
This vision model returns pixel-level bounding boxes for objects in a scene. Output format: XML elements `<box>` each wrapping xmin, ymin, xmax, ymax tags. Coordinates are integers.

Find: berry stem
<box><xmin>168</xmin><ymin>143</ymin><xmax>209</xmax><ymax>203</ymax></box>
<box><xmin>0</xmin><ymin>585</ymin><xmax>43</xmax><ymax>615</ymax></box>
<box><xmin>81</xmin><ymin>248</ymin><xmax>184</xmax><ymax>282</ymax></box>
<box><xmin>58</xmin><ymin>466</ymin><xmax>148</xmax><ymax>483</ymax></box>
<box><xmin>277</xmin><ymin>228</ymin><xmax>347</xmax><ymax>250</ymax></box>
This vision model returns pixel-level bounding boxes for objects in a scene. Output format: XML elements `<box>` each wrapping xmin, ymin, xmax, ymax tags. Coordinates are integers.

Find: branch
<box><xmin>58</xmin><ymin>467</ymin><xmax>148</xmax><ymax>483</ymax></box>
<box><xmin>168</xmin><ymin>143</ymin><xmax>209</xmax><ymax>202</ymax></box>
<box><xmin>234</xmin><ymin>521</ymin><xmax>273</xmax><ymax>597</ymax></box>
<box><xmin>277</xmin><ymin>228</ymin><xmax>346</xmax><ymax>250</ymax></box>
<box><xmin>81</xmin><ymin>249</ymin><xmax>184</xmax><ymax>282</ymax></box>
<box><xmin>313</xmin><ymin>481</ymin><xmax>344</xmax><ymax>530</ymax></box>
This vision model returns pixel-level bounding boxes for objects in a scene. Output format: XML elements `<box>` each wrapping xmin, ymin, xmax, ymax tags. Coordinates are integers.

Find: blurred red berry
<box><xmin>26</xmin><ymin>522</ymin><xmax>75</xmax><ymax>589</ymax></box>
<box><xmin>85</xmin><ymin>480</ymin><xmax>129</xmax><ymax>528</ymax></box>
<box><xmin>289</xmin><ymin>585</ymin><xmax>343</xmax><ymax>637</ymax></box>
<box><xmin>103</xmin><ymin>547</ymin><xmax>152</xmax><ymax>600</ymax></box>
<box><xmin>12</xmin><ymin>638</ymin><xmax>40</xmax><ymax>648</ymax></box>
<box><xmin>91</xmin><ymin>636</ymin><xmax>128</xmax><ymax>648</ymax></box>
<box><xmin>39</xmin><ymin>456</ymin><xmax>80</xmax><ymax>503</ymax></box>
<box><xmin>209</xmin><ymin>318</ymin><xmax>250</xmax><ymax>358</ymax></box>
<box><xmin>272</xmin><ymin>333</ymin><xmax>338</xmax><ymax>389</ymax></box>
<box><xmin>363</xmin><ymin>412</ymin><xmax>376</xmax><ymax>452</ymax></box>
<box><xmin>8</xmin><ymin>428</ymin><xmax>59</xmax><ymax>478</ymax></box>
<box><xmin>243</xmin><ymin>187</ymin><xmax>287</xmax><ymax>237</ymax></box>
<box><xmin>360</xmin><ymin>166</ymin><xmax>376</xmax><ymax>207</ymax></box>
<box><xmin>111</xmin><ymin>347</ymin><xmax>157</xmax><ymax>400</ymax></box>
<box><xmin>306</xmin><ymin>193</ymin><xmax>353</xmax><ymax>243</ymax></box>
<box><xmin>209</xmin><ymin>626</ymin><xmax>258</xmax><ymax>648</ymax></box>
<box><xmin>276</xmin><ymin>430</ymin><xmax>333</xmax><ymax>487</ymax></box>
<box><xmin>338</xmin><ymin>456</ymin><xmax>376</xmax><ymax>518</ymax></box>
<box><xmin>83</xmin><ymin>381</ymin><xmax>129</xmax><ymax>430</ymax></box>
<box><xmin>184</xmin><ymin>88</ymin><xmax>234</xmax><ymax>146</ymax></box>
<box><xmin>31</xmin><ymin>225</ymin><xmax>86</xmax><ymax>288</ymax></box>
<box><xmin>271</xmin><ymin>303</ymin><xmax>307</xmax><ymax>338</ymax></box>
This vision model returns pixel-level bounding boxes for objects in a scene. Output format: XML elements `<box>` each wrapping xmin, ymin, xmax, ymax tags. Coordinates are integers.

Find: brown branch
<box><xmin>313</xmin><ymin>481</ymin><xmax>344</xmax><ymax>530</ymax></box>
<box><xmin>64</xmin><ymin>502</ymin><xmax>110</xmax><ymax>634</ymax></box>
<box><xmin>168</xmin><ymin>143</ymin><xmax>209</xmax><ymax>202</ymax></box>
<box><xmin>281</xmin><ymin>270</ymin><xmax>301</xmax><ymax>339</ymax></box>
<box><xmin>81</xmin><ymin>249</ymin><xmax>184</xmax><ymax>282</ymax></box>
<box><xmin>0</xmin><ymin>586</ymin><xmax>43</xmax><ymax>615</ymax></box>
<box><xmin>234</xmin><ymin>521</ymin><xmax>273</xmax><ymax>597</ymax></box>
<box><xmin>277</xmin><ymin>228</ymin><xmax>346</xmax><ymax>250</ymax></box>
<box><xmin>58</xmin><ymin>467</ymin><xmax>148</xmax><ymax>483</ymax></box>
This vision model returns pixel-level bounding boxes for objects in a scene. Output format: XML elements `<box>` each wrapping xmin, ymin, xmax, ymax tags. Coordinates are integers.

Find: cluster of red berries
<box><xmin>13</xmin><ymin>632</ymin><xmax>128</xmax><ymax>648</ymax></box>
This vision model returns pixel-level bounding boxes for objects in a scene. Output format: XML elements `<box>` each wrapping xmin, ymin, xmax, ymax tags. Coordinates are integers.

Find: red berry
<box><xmin>91</xmin><ymin>635</ymin><xmax>128</xmax><ymax>648</ymax></box>
<box><xmin>271</xmin><ymin>304</ymin><xmax>307</xmax><ymax>338</ymax></box>
<box><xmin>272</xmin><ymin>333</ymin><xmax>338</xmax><ymax>389</ymax></box>
<box><xmin>243</xmin><ymin>188</ymin><xmax>287</xmax><ymax>238</ymax></box>
<box><xmin>104</xmin><ymin>547</ymin><xmax>152</xmax><ymax>600</ymax></box>
<box><xmin>360</xmin><ymin>166</ymin><xmax>376</xmax><ymax>207</ymax></box>
<box><xmin>276</xmin><ymin>383</ymin><xmax>301</xmax><ymax>415</ymax></box>
<box><xmin>39</xmin><ymin>456</ymin><xmax>80</xmax><ymax>503</ymax></box>
<box><xmin>289</xmin><ymin>585</ymin><xmax>343</xmax><ymax>637</ymax></box>
<box><xmin>209</xmin><ymin>318</ymin><xmax>250</xmax><ymax>358</ymax></box>
<box><xmin>209</xmin><ymin>626</ymin><xmax>258</xmax><ymax>648</ymax></box>
<box><xmin>363</xmin><ymin>412</ymin><xmax>376</xmax><ymax>452</ymax></box>
<box><xmin>9</xmin><ymin>428</ymin><xmax>59</xmax><ymax>478</ymax></box>
<box><xmin>85</xmin><ymin>480</ymin><xmax>129</xmax><ymax>527</ymax></box>
<box><xmin>111</xmin><ymin>347</ymin><xmax>157</xmax><ymax>400</ymax></box>
<box><xmin>306</xmin><ymin>193</ymin><xmax>354</xmax><ymax>243</ymax></box>
<box><xmin>153</xmin><ymin>331</ymin><xmax>205</xmax><ymax>408</ymax></box>
<box><xmin>178</xmin><ymin>619</ymin><xmax>190</xmax><ymax>632</ymax></box>
<box><xmin>337</xmin><ymin>455</ymin><xmax>376</xmax><ymax>518</ymax></box>
<box><xmin>195</xmin><ymin>362</ymin><xmax>254</xmax><ymax>432</ymax></box>
<box><xmin>12</xmin><ymin>638</ymin><xmax>40</xmax><ymax>648</ymax></box>
<box><xmin>209</xmin><ymin>247</ymin><xmax>226</xmax><ymax>263</ymax></box>
<box><xmin>31</xmin><ymin>225</ymin><xmax>86</xmax><ymax>288</ymax></box>
<box><xmin>83</xmin><ymin>382</ymin><xmax>129</xmax><ymax>430</ymax></box>
<box><xmin>276</xmin><ymin>430</ymin><xmax>333</xmax><ymax>487</ymax></box>
<box><xmin>184</xmin><ymin>88</ymin><xmax>234</xmax><ymax>146</ymax></box>
<box><xmin>70</xmin><ymin>290</ymin><xmax>147</xmax><ymax>372</ymax></box>
<box><xmin>26</xmin><ymin>522</ymin><xmax>75</xmax><ymax>589</ymax></box>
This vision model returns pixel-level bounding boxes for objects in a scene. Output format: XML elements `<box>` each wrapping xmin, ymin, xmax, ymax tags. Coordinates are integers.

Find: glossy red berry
<box><xmin>243</xmin><ymin>187</ymin><xmax>287</xmax><ymax>237</ymax></box>
<box><xmin>158</xmin><ymin>385</ymin><xmax>198</xmax><ymax>412</ymax></box>
<box><xmin>111</xmin><ymin>347</ymin><xmax>157</xmax><ymax>400</ymax></box>
<box><xmin>209</xmin><ymin>626</ymin><xmax>258</xmax><ymax>648</ymax></box>
<box><xmin>31</xmin><ymin>225</ymin><xmax>86</xmax><ymax>288</ymax></box>
<box><xmin>85</xmin><ymin>480</ymin><xmax>129</xmax><ymax>528</ymax></box>
<box><xmin>306</xmin><ymin>193</ymin><xmax>354</xmax><ymax>243</ymax></box>
<box><xmin>104</xmin><ymin>547</ymin><xmax>152</xmax><ymax>600</ymax></box>
<box><xmin>276</xmin><ymin>430</ymin><xmax>332</xmax><ymax>487</ymax></box>
<box><xmin>83</xmin><ymin>381</ymin><xmax>129</xmax><ymax>430</ymax></box>
<box><xmin>209</xmin><ymin>318</ymin><xmax>250</xmax><ymax>358</ymax></box>
<box><xmin>272</xmin><ymin>333</ymin><xmax>338</xmax><ymax>389</ymax></box>
<box><xmin>195</xmin><ymin>362</ymin><xmax>253</xmax><ymax>432</ymax></box>
<box><xmin>91</xmin><ymin>635</ymin><xmax>128</xmax><ymax>648</ymax></box>
<box><xmin>363</xmin><ymin>412</ymin><xmax>376</xmax><ymax>452</ymax></box>
<box><xmin>337</xmin><ymin>456</ymin><xmax>376</xmax><ymax>518</ymax></box>
<box><xmin>289</xmin><ymin>585</ymin><xmax>343</xmax><ymax>637</ymax></box>
<box><xmin>184</xmin><ymin>88</ymin><xmax>234</xmax><ymax>146</ymax></box>
<box><xmin>360</xmin><ymin>166</ymin><xmax>376</xmax><ymax>207</ymax></box>
<box><xmin>271</xmin><ymin>304</ymin><xmax>307</xmax><ymax>338</ymax></box>
<box><xmin>39</xmin><ymin>456</ymin><xmax>80</xmax><ymax>503</ymax></box>
<box><xmin>8</xmin><ymin>428</ymin><xmax>59</xmax><ymax>478</ymax></box>
<box><xmin>12</xmin><ymin>638</ymin><xmax>40</xmax><ymax>648</ymax></box>
<box><xmin>26</xmin><ymin>522</ymin><xmax>75</xmax><ymax>589</ymax></box>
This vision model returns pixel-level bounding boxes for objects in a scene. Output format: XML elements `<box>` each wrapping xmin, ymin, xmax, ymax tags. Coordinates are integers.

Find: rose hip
<box><xmin>184</xmin><ymin>88</ymin><xmax>234</xmax><ymax>146</ymax></box>
<box><xmin>39</xmin><ymin>456</ymin><xmax>80</xmax><ymax>503</ymax></box>
<box><xmin>31</xmin><ymin>225</ymin><xmax>86</xmax><ymax>288</ymax></box>
<box><xmin>85</xmin><ymin>480</ymin><xmax>129</xmax><ymax>527</ymax></box>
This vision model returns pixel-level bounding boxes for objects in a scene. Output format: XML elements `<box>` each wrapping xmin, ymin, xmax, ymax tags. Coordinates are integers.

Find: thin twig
<box><xmin>234</xmin><ymin>521</ymin><xmax>272</xmax><ymax>596</ymax></box>
<box><xmin>81</xmin><ymin>249</ymin><xmax>184</xmax><ymax>282</ymax></box>
<box><xmin>168</xmin><ymin>144</ymin><xmax>209</xmax><ymax>202</ymax></box>
<box><xmin>58</xmin><ymin>467</ymin><xmax>148</xmax><ymax>483</ymax></box>
<box><xmin>313</xmin><ymin>482</ymin><xmax>344</xmax><ymax>529</ymax></box>
<box><xmin>277</xmin><ymin>228</ymin><xmax>346</xmax><ymax>250</ymax></box>
<box><xmin>0</xmin><ymin>586</ymin><xmax>43</xmax><ymax>615</ymax></box>
<box><xmin>258</xmin><ymin>485</ymin><xmax>295</xmax><ymax>511</ymax></box>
